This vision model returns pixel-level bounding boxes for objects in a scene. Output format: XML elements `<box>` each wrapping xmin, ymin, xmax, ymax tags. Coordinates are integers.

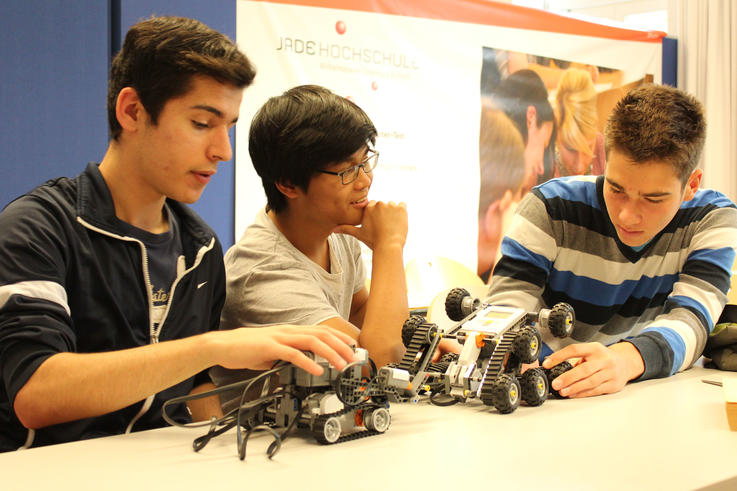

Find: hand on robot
<box><xmin>211</xmin><ymin>325</ymin><xmax>358</xmax><ymax>376</ymax></box>
<box><xmin>520</xmin><ymin>360</ymin><xmax>540</xmax><ymax>373</ymax></box>
<box><xmin>334</xmin><ymin>200</ymin><xmax>408</xmax><ymax>252</ymax></box>
<box><xmin>542</xmin><ymin>341</ymin><xmax>645</xmax><ymax>398</ymax></box>
<box><xmin>432</xmin><ymin>337</ymin><xmax>463</xmax><ymax>362</ymax></box>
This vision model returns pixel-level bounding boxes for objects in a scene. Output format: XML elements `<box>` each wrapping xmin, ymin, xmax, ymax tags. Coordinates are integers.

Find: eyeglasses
<box><xmin>318</xmin><ymin>151</ymin><xmax>379</xmax><ymax>185</ymax></box>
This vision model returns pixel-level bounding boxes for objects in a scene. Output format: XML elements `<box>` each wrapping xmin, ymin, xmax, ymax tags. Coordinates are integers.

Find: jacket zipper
<box><xmin>77</xmin><ymin>217</ymin><xmax>215</xmax><ymax>432</ymax></box>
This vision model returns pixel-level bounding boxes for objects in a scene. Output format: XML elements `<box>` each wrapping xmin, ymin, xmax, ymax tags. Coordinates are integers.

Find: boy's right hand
<box><xmin>335</xmin><ymin>200</ymin><xmax>408</xmax><ymax>251</ymax></box>
<box><xmin>210</xmin><ymin>325</ymin><xmax>358</xmax><ymax>376</ymax></box>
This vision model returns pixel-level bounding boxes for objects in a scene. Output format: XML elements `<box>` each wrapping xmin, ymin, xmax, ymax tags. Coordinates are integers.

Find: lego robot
<box><xmin>268</xmin><ymin>347</ymin><xmax>392</xmax><ymax>445</ymax></box>
<box><xmin>170</xmin><ymin>347</ymin><xmax>394</xmax><ymax>460</ymax></box>
<box><xmin>229</xmin><ymin>346</ymin><xmax>397</xmax><ymax>451</ymax></box>
<box><xmin>375</xmin><ymin>288</ymin><xmax>575</xmax><ymax>414</ymax></box>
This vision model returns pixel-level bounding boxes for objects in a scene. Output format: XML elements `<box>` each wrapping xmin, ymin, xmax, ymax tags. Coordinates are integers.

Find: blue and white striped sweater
<box><xmin>488</xmin><ymin>175</ymin><xmax>737</xmax><ymax>380</ymax></box>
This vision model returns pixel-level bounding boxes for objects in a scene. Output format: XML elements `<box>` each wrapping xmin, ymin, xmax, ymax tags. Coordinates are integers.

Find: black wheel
<box><xmin>439</xmin><ymin>352</ymin><xmax>459</xmax><ymax>363</ymax></box>
<box><xmin>445</xmin><ymin>288</ymin><xmax>471</xmax><ymax>321</ymax></box>
<box><xmin>429</xmin><ymin>360</ymin><xmax>451</xmax><ymax>373</ymax></box>
<box><xmin>545</xmin><ymin>361</ymin><xmax>573</xmax><ymax>398</ymax></box>
<box><xmin>548</xmin><ymin>303</ymin><xmax>575</xmax><ymax>338</ymax></box>
<box><xmin>363</xmin><ymin>407</ymin><xmax>391</xmax><ymax>433</ymax></box>
<box><xmin>402</xmin><ymin>315</ymin><xmax>426</xmax><ymax>348</ymax></box>
<box><xmin>512</xmin><ymin>326</ymin><xmax>542</xmax><ymax>364</ymax></box>
<box><xmin>490</xmin><ymin>374</ymin><xmax>521</xmax><ymax>414</ymax></box>
<box><xmin>520</xmin><ymin>367</ymin><xmax>549</xmax><ymax>407</ymax></box>
<box><xmin>313</xmin><ymin>415</ymin><xmax>342</xmax><ymax>444</ymax></box>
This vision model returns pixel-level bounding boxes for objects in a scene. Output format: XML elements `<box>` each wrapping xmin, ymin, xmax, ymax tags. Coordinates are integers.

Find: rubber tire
<box><xmin>490</xmin><ymin>374</ymin><xmax>521</xmax><ymax>414</ymax></box>
<box><xmin>313</xmin><ymin>416</ymin><xmax>342</xmax><ymax>444</ymax></box>
<box><xmin>545</xmin><ymin>361</ymin><xmax>574</xmax><ymax>398</ymax></box>
<box><xmin>445</xmin><ymin>287</ymin><xmax>471</xmax><ymax>321</ymax></box>
<box><xmin>512</xmin><ymin>326</ymin><xmax>542</xmax><ymax>364</ymax></box>
<box><xmin>363</xmin><ymin>407</ymin><xmax>391</xmax><ymax>433</ymax></box>
<box><xmin>520</xmin><ymin>367</ymin><xmax>549</xmax><ymax>407</ymax></box>
<box><xmin>402</xmin><ymin>315</ymin><xmax>426</xmax><ymax>348</ymax></box>
<box><xmin>439</xmin><ymin>352</ymin><xmax>459</xmax><ymax>363</ymax></box>
<box><xmin>548</xmin><ymin>303</ymin><xmax>575</xmax><ymax>338</ymax></box>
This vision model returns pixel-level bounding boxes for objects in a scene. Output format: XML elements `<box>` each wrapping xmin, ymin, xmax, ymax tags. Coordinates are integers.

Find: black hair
<box><xmin>249</xmin><ymin>85</ymin><xmax>377</xmax><ymax>213</ymax></box>
<box><xmin>491</xmin><ymin>69</ymin><xmax>554</xmax><ymax>143</ymax></box>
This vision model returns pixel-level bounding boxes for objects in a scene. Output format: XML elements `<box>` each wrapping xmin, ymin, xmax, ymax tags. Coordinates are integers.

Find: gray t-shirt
<box><xmin>211</xmin><ymin>209</ymin><xmax>366</xmax><ymax>411</ymax></box>
<box><xmin>220</xmin><ymin>209</ymin><xmax>366</xmax><ymax>329</ymax></box>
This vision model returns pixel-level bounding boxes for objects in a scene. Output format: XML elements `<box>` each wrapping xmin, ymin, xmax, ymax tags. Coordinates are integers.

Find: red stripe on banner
<box><xmin>254</xmin><ymin>0</ymin><xmax>666</xmax><ymax>42</ymax></box>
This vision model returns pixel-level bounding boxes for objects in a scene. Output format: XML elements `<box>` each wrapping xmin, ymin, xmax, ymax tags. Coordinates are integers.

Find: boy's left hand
<box><xmin>541</xmin><ymin>341</ymin><xmax>645</xmax><ymax>398</ymax></box>
<box><xmin>335</xmin><ymin>200</ymin><xmax>407</xmax><ymax>251</ymax></box>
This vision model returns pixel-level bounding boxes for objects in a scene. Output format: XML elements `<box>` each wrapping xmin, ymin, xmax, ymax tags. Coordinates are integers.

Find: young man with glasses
<box><xmin>211</xmin><ymin>85</ymin><xmax>416</xmax><ymax>410</ymax></box>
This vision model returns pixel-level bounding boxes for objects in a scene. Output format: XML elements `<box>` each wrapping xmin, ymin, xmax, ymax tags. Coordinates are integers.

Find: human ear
<box><xmin>115</xmin><ymin>87</ymin><xmax>145</xmax><ymax>133</ymax></box>
<box><xmin>498</xmin><ymin>188</ymin><xmax>517</xmax><ymax>212</ymax></box>
<box><xmin>526</xmin><ymin>105</ymin><xmax>537</xmax><ymax>129</ymax></box>
<box><xmin>275</xmin><ymin>179</ymin><xmax>299</xmax><ymax>199</ymax></box>
<box><xmin>683</xmin><ymin>168</ymin><xmax>703</xmax><ymax>201</ymax></box>
<box><xmin>481</xmin><ymin>199</ymin><xmax>502</xmax><ymax>239</ymax></box>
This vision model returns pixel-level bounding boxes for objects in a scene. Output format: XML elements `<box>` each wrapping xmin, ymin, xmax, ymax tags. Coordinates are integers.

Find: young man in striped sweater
<box><xmin>487</xmin><ymin>84</ymin><xmax>737</xmax><ymax>398</ymax></box>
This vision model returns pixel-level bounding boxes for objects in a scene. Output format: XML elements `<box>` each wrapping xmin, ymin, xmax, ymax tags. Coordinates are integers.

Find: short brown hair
<box><xmin>605</xmin><ymin>84</ymin><xmax>706</xmax><ymax>184</ymax></box>
<box><xmin>108</xmin><ymin>16</ymin><xmax>256</xmax><ymax>140</ymax></box>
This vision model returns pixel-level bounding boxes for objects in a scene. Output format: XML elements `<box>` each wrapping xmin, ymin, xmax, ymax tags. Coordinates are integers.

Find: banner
<box><xmin>235</xmin><ymin>0</ymin><xmax>663</xmax><ymax>303</ymax></box>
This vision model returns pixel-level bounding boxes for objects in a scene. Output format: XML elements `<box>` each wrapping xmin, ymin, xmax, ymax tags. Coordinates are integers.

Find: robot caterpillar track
<box><xmin>377</xmin><ymin>288</ymin><xmax>576</xmax><ymax>414</ymax></box>
<box><xmin>231</xmin><ymin>348</ymin><xmax>396</xmax><ymax>452</ymax></box>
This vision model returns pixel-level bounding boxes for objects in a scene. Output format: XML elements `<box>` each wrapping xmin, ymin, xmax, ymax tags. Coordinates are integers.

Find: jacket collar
<box><xmin>76</xmin><ymin>163</ymin><xmax>215</xmax><ymax>250</ymax></box>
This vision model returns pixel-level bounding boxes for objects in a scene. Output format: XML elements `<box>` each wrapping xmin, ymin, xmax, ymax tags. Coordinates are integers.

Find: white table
<box><xmin>2</xmin><ymin>366</ymin><xmax>736</xmax><ymax>491</ymax></box>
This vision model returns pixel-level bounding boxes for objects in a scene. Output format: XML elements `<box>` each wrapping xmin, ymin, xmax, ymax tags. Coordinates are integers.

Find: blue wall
<box><xmin>0</xmin><ymin>0</ymin><xmax>109</xmax><ymax>208</ymax></box>
<box><xmin>662</xmin><ymin>37</ymin><xmax>678</xmax><ymax>87</ymax></box>
<box><xmin>0</xmin><ymin>0</ymin><xmax>239</xmax><ymax>250</ymax></box>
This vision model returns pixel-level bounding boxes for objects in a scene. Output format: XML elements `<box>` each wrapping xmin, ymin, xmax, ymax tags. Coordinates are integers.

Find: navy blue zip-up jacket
<box><xmin>0</xmin><ymin>163</ymin><xmax>226</xmax><ymax>451</ymax></box>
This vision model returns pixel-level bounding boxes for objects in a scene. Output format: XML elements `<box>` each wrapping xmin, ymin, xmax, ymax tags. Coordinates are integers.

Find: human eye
<box><xmin>644</xmin><ymin>197</ymin><xmax>664</xmax><ymax>204</ymax></box>
<box><xmin>336</xmin><ymin>163</ymin><xmax>358</xmax><ymax>182</ymax></box>
<box><xmin>346</xmin><ymin>163</ymin><xmax>361</xmax><ymax>175</ymax></box>
<box><xmin>191</xmin><ymin>120</ymin><xmax>209</xmax><ymax>129</ymax></box>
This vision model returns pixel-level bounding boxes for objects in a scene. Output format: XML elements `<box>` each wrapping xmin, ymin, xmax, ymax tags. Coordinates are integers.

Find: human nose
<box><xmin>208</xmin><ymin>126</ymin><xmax>233</xmax><ymax>162</ymax></box>
<box><xmin>353</xmin><ymin>163</ymin><xmax>372</xmax><ymax>188</ymax></box>
<box><xmin>618</xmin><ymin>199</ymin><xmax>641</xmax><ymax>226</ymax></box>
<box><xmin>578</xmin><ymin>152</ymin><xmax>594</xmax><ymax>175</ymax></box>
<box><xmin>534</xmin><ymin>155</ymin><xmax>544</xmax><ymax>176</ymax></box>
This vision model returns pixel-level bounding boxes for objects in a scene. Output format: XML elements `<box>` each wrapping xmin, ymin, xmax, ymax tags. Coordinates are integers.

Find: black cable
<box><xmin>239</xmin><ymin>424</ymin><xmax>282</xmax><ymax>461</ymax></box>
<box><xmin>235</xmin><ymin>389</ymin><xmax>306</xmax><ymax>460</ymax></box>
<box><xmin>161</xmin><ymin>364</ymin><xmax>289</xmax><ymax>458</ymax></box>
<box><xmin>429</xmin><ymin>392</ymin><xmax>460</xmax><ymax>406</ymax></box>
<box><xmin>235</xmin><ymin>367</ymin><xmax>294</xmax><ymax>460</ymax></box>
<box><xmin>265</xmin><ymin>403</ymin><xmax>304</xmax><ymax>458</ymax></box>
<box><xmin>161</xmin><ymin>363</ymin><xmax>286</xmax><ymax>429</ymax></box>
<box><xmin>192</xmin><ymin>419</ymin><xmax>237</xmax><ymax>452</ymax></box>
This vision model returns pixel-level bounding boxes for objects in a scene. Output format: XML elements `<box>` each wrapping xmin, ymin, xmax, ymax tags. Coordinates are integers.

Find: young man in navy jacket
<box><xmin>0</xmin><ymin>16</ymin><xmax>355</xmax><ymax>452</ymax></box>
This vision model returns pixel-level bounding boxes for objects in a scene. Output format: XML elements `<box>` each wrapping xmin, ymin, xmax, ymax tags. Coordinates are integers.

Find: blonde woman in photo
<box><xmin>554</xmin><ymin>68</ymin><xmax>606</xmax><ymax>176</ymax></box>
